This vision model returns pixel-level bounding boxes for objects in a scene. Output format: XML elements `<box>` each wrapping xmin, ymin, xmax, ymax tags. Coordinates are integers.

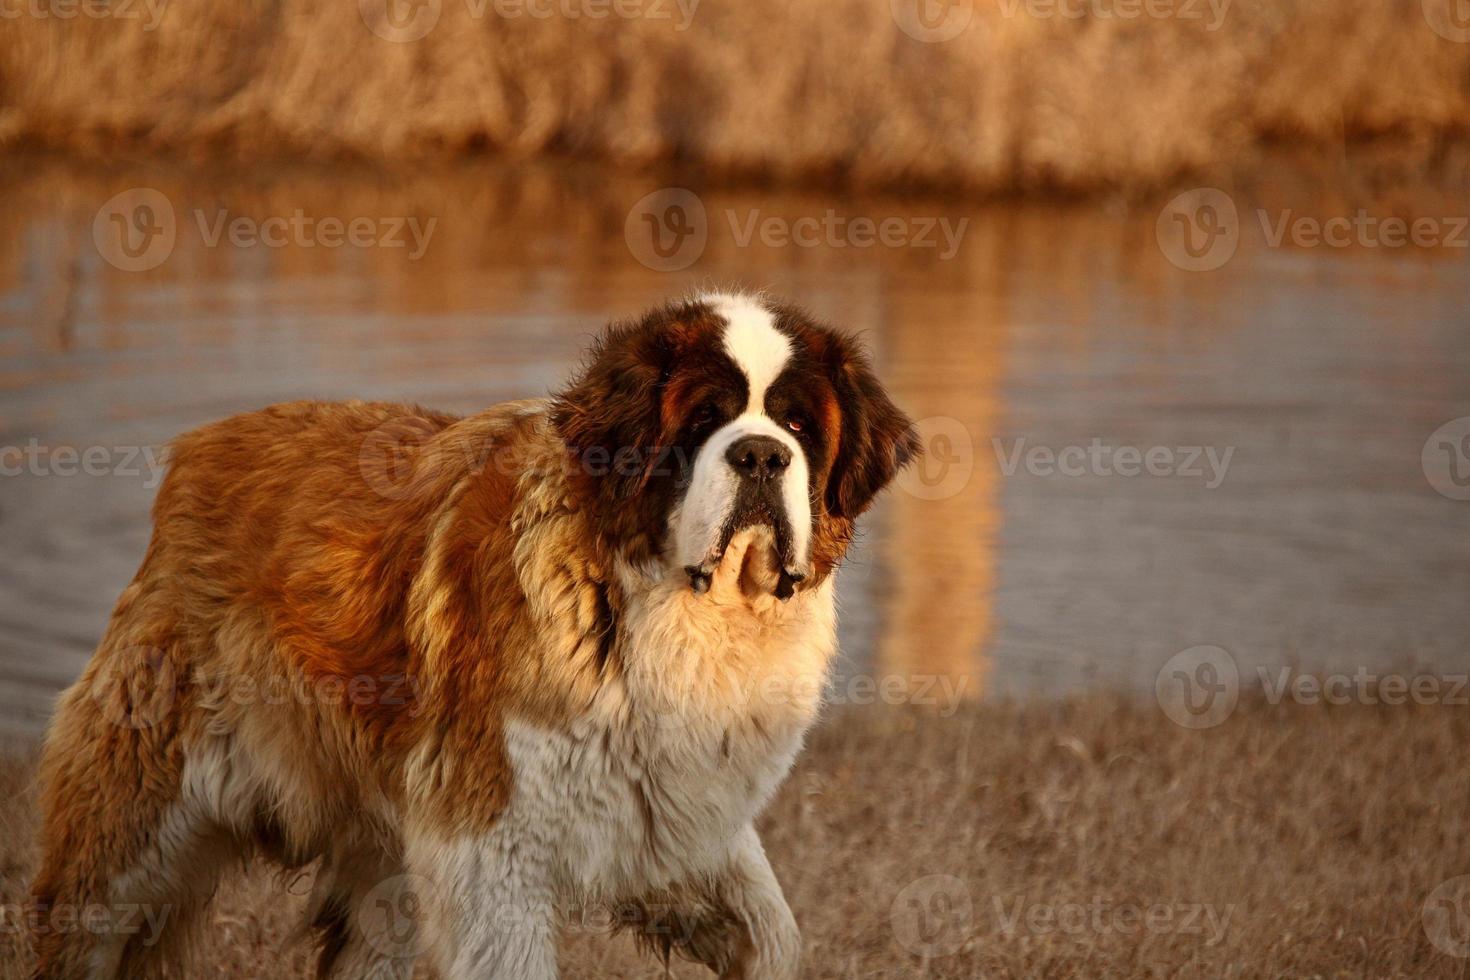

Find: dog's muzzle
<box><xmin>680</xmin><ymin>438</ymin><xmax>808</xmax><ymax>599</ymax></box>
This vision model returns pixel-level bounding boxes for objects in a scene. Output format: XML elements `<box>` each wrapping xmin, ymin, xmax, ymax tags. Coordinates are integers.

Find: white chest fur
<box><xmin>503</xmin><ymin>561</ymin><xmax>837</xmax><ymax>901</ymax></box>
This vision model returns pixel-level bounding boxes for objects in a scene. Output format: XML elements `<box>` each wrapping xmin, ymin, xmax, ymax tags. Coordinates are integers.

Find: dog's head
<box><xmin>551</xmin><ymin>292</ymin><xmax>920</xmax><ymax>596</ymax></box>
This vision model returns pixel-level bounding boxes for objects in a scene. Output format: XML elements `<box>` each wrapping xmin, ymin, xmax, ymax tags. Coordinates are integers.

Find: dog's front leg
<box><xmin>706</xmin><ymin>825</ymin><xmax>801</xmax><ymax>980</ymax></box>
<box><xmin>403</xmin><ymin>829</ymin><xmax>559</xmax><ymax>980</ymax></box>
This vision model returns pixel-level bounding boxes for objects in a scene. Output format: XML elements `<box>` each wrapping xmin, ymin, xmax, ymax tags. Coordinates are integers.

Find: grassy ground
<box><xmin>2</xmin><ymin>695</ymin><xmax>1467</xmax><ymax>978</ymax></box>
<box><xmin>1</xmin><ymin>0</ymin><xmax>1467</xmax><ymax>194</ymax></box>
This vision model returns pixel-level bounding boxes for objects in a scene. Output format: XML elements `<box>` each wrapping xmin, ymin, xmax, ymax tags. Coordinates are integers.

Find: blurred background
<box><xmin>1</xmin><ymin>0</ymin><xmax>1468</xmax><ymax>742</ymax></box>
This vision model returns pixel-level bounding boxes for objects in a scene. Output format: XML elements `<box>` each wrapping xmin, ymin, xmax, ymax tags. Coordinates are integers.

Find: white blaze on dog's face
<box><xmin>672</xmin><ymin>293</ymin><xmax>813</xmax><ymax>590</ymax></box>
<box><xmin>551</xmin><ymin>291</ymin><xmax>921</xmax><ymax>598</ymax></box>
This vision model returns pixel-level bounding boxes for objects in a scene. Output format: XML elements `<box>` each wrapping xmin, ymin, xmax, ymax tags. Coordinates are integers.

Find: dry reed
<box><xmin>1</xmin><ymin>1</ymin><xmax>1468</xmax><ymax>194</ymax></box>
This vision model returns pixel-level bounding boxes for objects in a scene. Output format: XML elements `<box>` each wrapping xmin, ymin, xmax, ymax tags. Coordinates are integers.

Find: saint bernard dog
<box><xmin>29</xmin><ymin>292</ymin><xmax>920</xmax><ymax>980</ymax></box>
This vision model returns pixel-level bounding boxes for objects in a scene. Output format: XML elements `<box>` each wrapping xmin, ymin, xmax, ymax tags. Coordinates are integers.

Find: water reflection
<box><xmin>876</xmin><ymin>286</ymin><xmax>1006</xmax><ymax>700</ymax></box>
<box><xmin>1</xmin><ymin>156</ymin><xmax>1467</xmax><ymax>739</ymax></box>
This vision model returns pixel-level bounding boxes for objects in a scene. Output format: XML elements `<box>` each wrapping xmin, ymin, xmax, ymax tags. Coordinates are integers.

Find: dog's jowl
<box><xmin>29</xmin><ymin>292</ymin><xmax>918</xmax><ymax>980</ymax></box>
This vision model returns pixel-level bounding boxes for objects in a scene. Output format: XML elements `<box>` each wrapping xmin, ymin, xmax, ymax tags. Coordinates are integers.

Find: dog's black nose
<box><xmin>726</xmin><ymin>436</ymin><xmax>791</xmax><ymax>480</ymax></box>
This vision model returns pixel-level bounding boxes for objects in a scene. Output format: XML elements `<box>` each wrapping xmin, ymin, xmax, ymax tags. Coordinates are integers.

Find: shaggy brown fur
<box><xmin>28</xmin><ymin>399</ymin><xmax>544</xmax><ymax>976</ymax></box>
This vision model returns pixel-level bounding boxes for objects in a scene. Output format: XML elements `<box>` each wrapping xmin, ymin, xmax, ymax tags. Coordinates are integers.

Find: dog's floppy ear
<box><xmin>825</xmin><ymin>347</ymin><xmax>921</xmax><ymax>520</ymax></box>
<box><xmin>550</xmin><ymin>321</ymin><xmax>669</xmax><ymax>495</ymax></box>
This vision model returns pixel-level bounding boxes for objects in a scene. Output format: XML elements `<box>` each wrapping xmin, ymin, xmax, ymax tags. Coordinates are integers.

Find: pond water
<box><xmin>1</xmin><ymin>157</ymin><xmax>1467</xmax><ymax>740</ymax></box>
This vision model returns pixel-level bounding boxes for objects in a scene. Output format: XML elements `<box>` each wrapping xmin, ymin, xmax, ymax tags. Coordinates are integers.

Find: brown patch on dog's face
<box><xmin>551</xmin><ymin>296</ymin><xmax>919</xmax><ymax>586</ymax></box>
<box><xmin>550</xmin><ymin>301</ymin><xmax>733</xmax><ymax>565</ymax></box>
<box><xmin>768</xmin><ymin>302</ymin><xmax>922</xmax><ymax>580</ymax></box>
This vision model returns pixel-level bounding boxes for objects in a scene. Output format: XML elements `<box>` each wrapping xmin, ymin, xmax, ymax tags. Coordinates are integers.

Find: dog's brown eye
<box><xmin>692</xmin><ymin>402</ymin><xmax>720</xmax><ymax>428</ymax></box>
<box><xmin>784</xmin><ymin>414</ymin><xmax>807</xmax><ymax>434</ymax></box>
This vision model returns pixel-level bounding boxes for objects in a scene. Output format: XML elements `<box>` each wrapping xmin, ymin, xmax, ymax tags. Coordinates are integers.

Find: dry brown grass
<box><xmin>0</xmin><ymin>0</ymin><xmax>1467</xmax><ymax>194</ymax></box>
<box><xmin>2</xmin><ymin>695</ymin><xmax>1468</xmax><ymax>977</ymax></box>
